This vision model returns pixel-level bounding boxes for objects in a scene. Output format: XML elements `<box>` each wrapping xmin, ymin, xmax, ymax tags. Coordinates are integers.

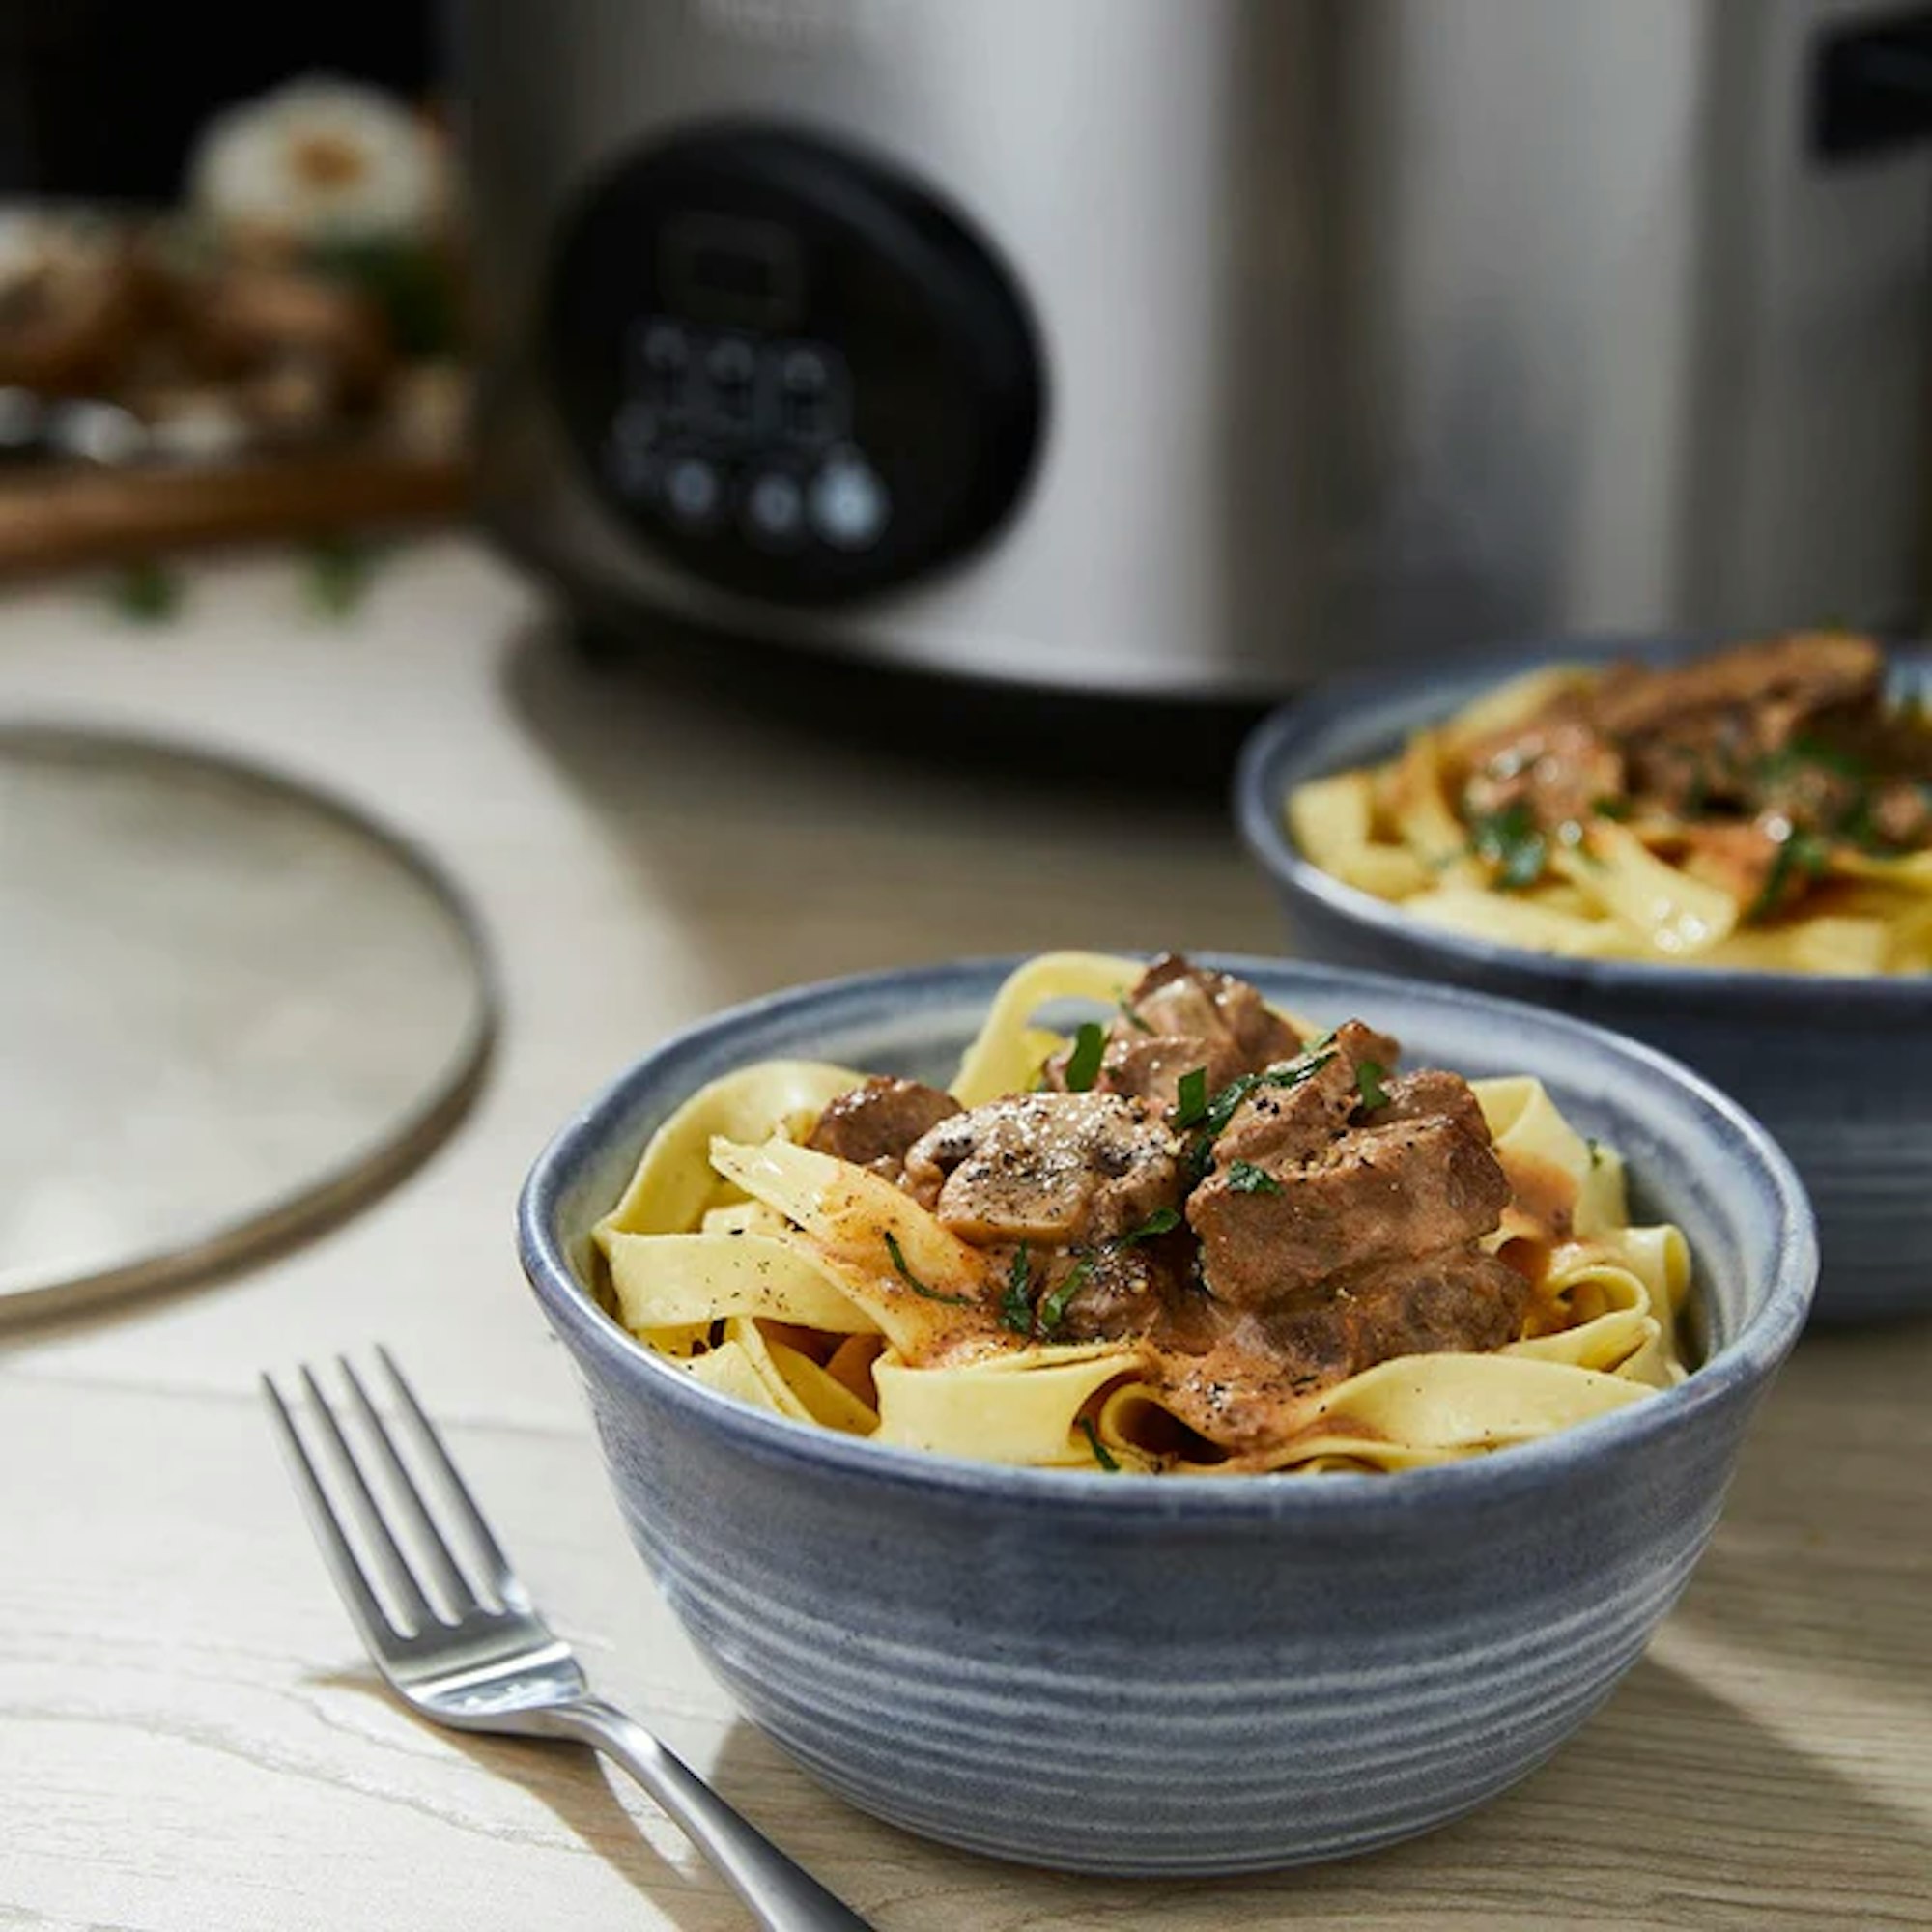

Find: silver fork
<box><xmin>263</xmin><ymin>1347</ymin><xmax>873</xmax><ymax>1932</ymax></box>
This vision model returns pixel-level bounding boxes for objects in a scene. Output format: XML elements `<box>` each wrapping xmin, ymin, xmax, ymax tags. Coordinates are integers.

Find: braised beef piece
<box><xmin>1265</xmin><ymin>1247</ymin><xmax>1529</xmax><ymax>1379</ymax></box>
<box><xmin>807</xmin><ymin>1076</ymin><xmax>961</xmax><ymax>1178</ymax></box>
<box><xmin>1871</xmin><ymin>779</ymin><xmax>1932</xmax><ymax>848</ymax></box>
<box><xmin>1048</xmin><ymin>1235</ymin><xmax>1192</xmax><ymax>1344</ymax></box>
<box><xmin>902</xmin><ymin>1091</ymin><xmax>1181</xmax><ymax>1245</ymax></box>
<box><xmin>1460</xmin><ymin>635</ymin><xmax>1917</xmax><ymax>850</ymax></box>
<box><xmin>1046</xmin><ymin>952</ymin><xmax>1302</xmax><ymax>1110</ymax></box>
<box><xmin>1211</xmin><ymin>1021</ymin><xmax>1397</xmax><ymax>1169</ymax></box>
<box><xmin>1188</xmin><ymin>1114</ymin><xmax>1511</xmax><ymax>1310</ymax></box>
<box><xmin>1593</xmin><ymin>633</ymin><xmax>1882</xmax><ymax>744</ymax></box>
<box><xmin>1462</xmin><ymin>692</ymin><xmax>1625</xmax><ymax>828</ymax></box>
<box><xmin>1156</xmin><ymin>1250</ymin><xmax>1532</xmax><ymax>1455</ymax></box>
<box><xmin>1372</xmin><ymin>1067</ymin><xmax>1491</xmax><ymax>1144</ymax></box>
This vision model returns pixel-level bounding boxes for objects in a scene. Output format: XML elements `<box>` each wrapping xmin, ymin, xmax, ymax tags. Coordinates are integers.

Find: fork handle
<box><xmin>538</xmin><ymin>1697</ymin><xmax>876</xmax><ymax>1931</ymax></box>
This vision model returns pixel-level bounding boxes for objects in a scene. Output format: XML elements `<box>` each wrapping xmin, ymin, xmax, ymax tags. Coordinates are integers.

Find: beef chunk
<box><xmin>1188</xmin><ymin>1113</ymin><xmax>1510</xmax><ymax>1310</ymax></box>
<box><xmin>1045</xmin><ymin>1237</ymin><xmax>1188</xmax><ymax>1344</ymax></box>
<box><xmin>1212</xmin><ymin>1020</ymin><xmax>1399</xmax><ymax>1168</ymax></box>
<box><xmin>1593</xmin><ymin>633</ymin><xmax>1882</xmax><ymax>745</ymax></box>
<box><xmin>1151</xmin><ymin>1248</ymin><xmax>1532</xmax><ymax>1453</ymax></box>
<box><xmin>1462</xmin><ymin>693</ymin><xmax>1626</xmax><ymax>828</ymax></box>
<box><xmin>1871</xmin><ymin>778</ymin><xmax>1932</xmax><ymax>849</ymax></box>
<box><xmin>807</xmin><ymin>1076</ymin><xmax>961</xmax><ymax>1177</ymax></box>
<box><xmin>1260</xmin><ymin>1247</ymin><xmax>1530</xmax><ymax>1383</ymax></box>
<box><xmin>1371</xmin><ymin>1067</ymin><xmax>1490</xmax><ymax>1145</ymax></box>
<box><xmin>903</xmin><ymin>1092</ymin><xmax>1181</xmax><ymax>1246</ymax></box>
<box><xmin>1049</xmin><ymin>953</ymin><xmax>1302</xmax><ymax>1110</ymax></box>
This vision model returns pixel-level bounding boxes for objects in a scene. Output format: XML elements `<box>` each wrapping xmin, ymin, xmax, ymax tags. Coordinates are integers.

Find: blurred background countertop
<box><xmin>0</xmin><ymin>535</ymin><xmax>1927</xmax><ymax>1932</ymax></box>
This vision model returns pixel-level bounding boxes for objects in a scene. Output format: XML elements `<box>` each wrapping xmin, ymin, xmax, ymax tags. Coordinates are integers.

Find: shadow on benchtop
<box><xmin>497</xmin><ymin>613</ymin><xmax>1288</xmax><ymax>1008</ymax></box>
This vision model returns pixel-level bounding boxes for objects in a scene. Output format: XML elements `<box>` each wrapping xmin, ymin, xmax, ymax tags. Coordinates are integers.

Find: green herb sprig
<box><xmin>1225</xmin><ymin>1160</ymin><xmax>1282</xmax><ymax>1196</ymax></box>
<box><xmin>883</xmin><ymin>1232</ymin><xmax>976</xmax><ymax>1306</ymax></box>
<box><xmin>1063</xmin><ymin>1021</ymin><xmax>1107</xmax><ymax>1092</ymax></box>
<box><xmin>1171</xmin><ymin>1066</ymin><xmax>1210</xmax><ymax>1129</ymax></box>
<box><xmin>1355</xmin><ymin>1060</ymin><xmax>1391</xmax><ymax>1111</ymax></box>
<box><xmin>1179</xmin><ymin>1051</ymin><xmax>1337</xmax><ymax>1179</ymax></box>
<box><xmin>998</xmin><ymin>1245</ymin><xmax>1036</xmax><ymax>1336</ymax></box>
<box><xmin>1035</xmin><ymin>1258</ymin><xmax>1094</xmax><ymax>1336</ymax></box>
<box><xmin>1747</xmin><ymin>829</ymin><xmax>1829</xmax><ymax>923</ymax></box>
<box><xmin>1075</xmin><ymin>1417</ymin><xmax>1119</xmax><ymax>1471</ymax></box>
<box><xmin>1119</xmin><ymin>1207</ymin><xmax>1181</xmax><ymax>1244</ymax></box>
<box><xmin>1467</xmin><ymin>801</ymin><xmax>1548</xmax><ymax>890</ymax></box>
<box><xmin>110</xmin><ymin>558</ymin><xmax>182</xmax><ymax>623</ymax></box>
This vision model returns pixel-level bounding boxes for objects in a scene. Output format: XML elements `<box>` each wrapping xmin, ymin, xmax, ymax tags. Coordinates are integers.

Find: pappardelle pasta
<box><xmin>591</xmin><ymin>952</ymin><xmax>1690</xmax><ymax>1475</ymax></box>
<box><xmin>1291</xmin><ymin>632</ymin><xmax>1932</xmax><ymax>974</ymax></box>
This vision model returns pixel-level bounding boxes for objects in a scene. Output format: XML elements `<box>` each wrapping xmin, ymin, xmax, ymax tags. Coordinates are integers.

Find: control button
<box><xmin>779</xmin><ymin>345</ymin><xmax>835</xmax><ymax>444</ymax></box>
<box><xmin>707</xmin><ymin>336</ymin><xmax>756</xmax><ymax>390</ymax></box>
<box><xmin>664</xmin><ymin>456</ymin><xmax>723</xmax><ymax>528</ymax></box>
<box><xmin>603</xmin><ymin>405</ymin><xmax>663</xmax><ymax>500</ymax></box>
<box><xmin>639</xmin><ymin>320</ymin><xmax>691</xmax><ymax>408</ymax></box>
<box><xmin>781</xmin><ymin>346</ymin><xmax>829</xmax><ymax>394</ymax></box>
<box><xmin>705</xmin><ymin>335</ymin><xmax>758</xmax><ymax>432</ymax></box>
<box><xmin>809</xmin><ymin>451</ymin><xmax>890</xmax><ymax>550</ymax></box>
<box><xmin>742</xmin><ymin>469</ymin><xmax>806</xmax><ymax>548</ymax></box>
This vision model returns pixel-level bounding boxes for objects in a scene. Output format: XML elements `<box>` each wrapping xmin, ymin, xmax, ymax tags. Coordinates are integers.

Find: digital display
<box><xmin>659</xmin><ymin>213</ymin><xmax>804</xmax><ymax>329</ymax></box>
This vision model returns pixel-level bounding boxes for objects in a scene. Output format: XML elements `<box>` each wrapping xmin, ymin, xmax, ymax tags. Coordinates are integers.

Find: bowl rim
<box><xmin>1234</xmin><ymin>639</ymin><xmax>1932</xmax><ymax>1013</ymax></box>
<box><xmin>517</xmin><ymin>952</ymin><xmax>1817</xmax><ymax>1519</ymax></box>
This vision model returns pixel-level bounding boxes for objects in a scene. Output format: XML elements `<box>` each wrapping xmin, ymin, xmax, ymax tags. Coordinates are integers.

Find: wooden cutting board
<box><xmin>0</xmin><ymin>446</ymin><xmax>468</xmax><ymax>577</ymax></box>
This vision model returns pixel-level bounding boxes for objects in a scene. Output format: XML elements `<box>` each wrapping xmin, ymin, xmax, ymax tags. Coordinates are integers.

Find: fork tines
<box><xmin>262</xmin><ymin>1348</ymin><xmax>526</xmax><ymax>1646</ymax></box>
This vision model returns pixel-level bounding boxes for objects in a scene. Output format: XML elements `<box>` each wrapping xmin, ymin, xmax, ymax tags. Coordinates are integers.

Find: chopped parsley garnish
<box><xmin>1175</xmin><ymin>1059</ymin><xmax>1345</xmax><ymax>1175</ymax></box>
<box><xmin>1206</xmin><ymin>1053</ymin><xmax>1336</xmax><ymax>1140</ymax></box>
<box><xmin>998</xmin><ymin>1244</ymin><xmax>1037</xmax><ymax>1336</ymax></box>
<box><xmin>1116</xmin><ymin>992</ymin><xmax>1153</xmax><ymax>1034</ymax></box>
<box><xmin>1780</xmin><ymin>735</ymin><xmax>1871</xmax><ymax>781</ymax></box>
<box><xmin>883</xmin><ymin>1232</ymin><xmax>975</xmax><ymax>1306</ymax></box>
<box><xmin>1225</xmin><ymin>1160</ymin><xmax>1282</xmax><ymax>1195</ymax></box>
<box><xmin>1063</xmin><ymin>1021</ymin><xmax>1107</xmax><ymax>1092</ymax></box>
<box><xmin>1747</xmin><ymin>829</ymin><xmax>1830</xmax><ymax>923</ymax></box>
<box><xmin>1467</xmin><ymin>800</ymin><xmax>1548</xmax><ymax>890</ymax></box>
<box><xmin>1120</xmin><ymin>1206</ymin><xmax>1182</xmax><ymax>1244</ymax></box>
<box><xmin>1184</xmin><ymin>1052</ymin><xmax>1338</xmax><ymax>1180</ymax></box>
<box><xmin>1591</xmin><ymin>795</ymin><xmax>1632</xmax><ymax>821</ymax></box>
<box><xmin>1075</xmin><ymin>1417</ymin><xmax>1119</xmax><ymax>1472</ymax></box>
<box><xmin>1035</xmin><ymin>1257</ymin><xmax>1094</xmax><ymax>1336</ymax></box>
<box><xmin>1171</xmin><ymin>1066</ymin><xmax>1210</xmax><ymax>1128</ymax></box>
<box><xmin>1355</xmin><ymin>1059</ymin><xmax>1391</xmax><ymax>1112</ymax></box>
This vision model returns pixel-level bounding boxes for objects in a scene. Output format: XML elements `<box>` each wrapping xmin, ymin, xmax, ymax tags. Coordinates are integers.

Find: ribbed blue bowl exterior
<box><xmin>582</xmin><ymin>1367</ymin><xmax>1754</xmax><ymax>1873</ymax></box>
<box><xmin>520</xmin><ymin>955</ymin><xmax>1814</xmax><ymax>1874</ymax></box>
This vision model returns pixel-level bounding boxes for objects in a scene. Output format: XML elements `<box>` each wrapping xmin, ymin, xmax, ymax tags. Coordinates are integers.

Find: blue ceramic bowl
<box><xmin>1236</xmin><ymin>646</ymin><xmax>1932</xmax><ymax>1324</ymax></box>
<box><xmin>518</xmin><ymin>956</ymin><xmax>1814</xmax><ymax>1876</ymax></box>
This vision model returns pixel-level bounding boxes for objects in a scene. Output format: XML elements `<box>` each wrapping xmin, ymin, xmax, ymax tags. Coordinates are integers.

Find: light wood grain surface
<box><xmin>2</xmin><ymin>540</ymin><xmax>1928</xmax><ymax>1932</ymax></box>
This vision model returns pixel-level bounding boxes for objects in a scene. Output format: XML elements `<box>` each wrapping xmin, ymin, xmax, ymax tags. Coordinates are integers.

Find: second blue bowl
<box><xmin>1236</xmin><ymin>645</ymin><xmax>1932</xmax><ymax>1322</ymax></box>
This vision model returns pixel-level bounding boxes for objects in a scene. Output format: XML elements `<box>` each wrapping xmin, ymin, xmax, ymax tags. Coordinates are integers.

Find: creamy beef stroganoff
<box><xmin>1291</xmin><ymin>633</ymin><xmax>1932</xmax><ymax>974</ymax></box>
<box><xmin>590</xmin><ymin>952</ymin><xmax>1690</xmax><ymax>1473</ymax></box>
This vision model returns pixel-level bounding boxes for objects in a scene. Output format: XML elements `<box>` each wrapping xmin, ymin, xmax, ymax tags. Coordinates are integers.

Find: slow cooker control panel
<box><xmin>546</xmin><ymin>127</ymin><xmax>1045</xmax><ymax>605</ymax></box>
